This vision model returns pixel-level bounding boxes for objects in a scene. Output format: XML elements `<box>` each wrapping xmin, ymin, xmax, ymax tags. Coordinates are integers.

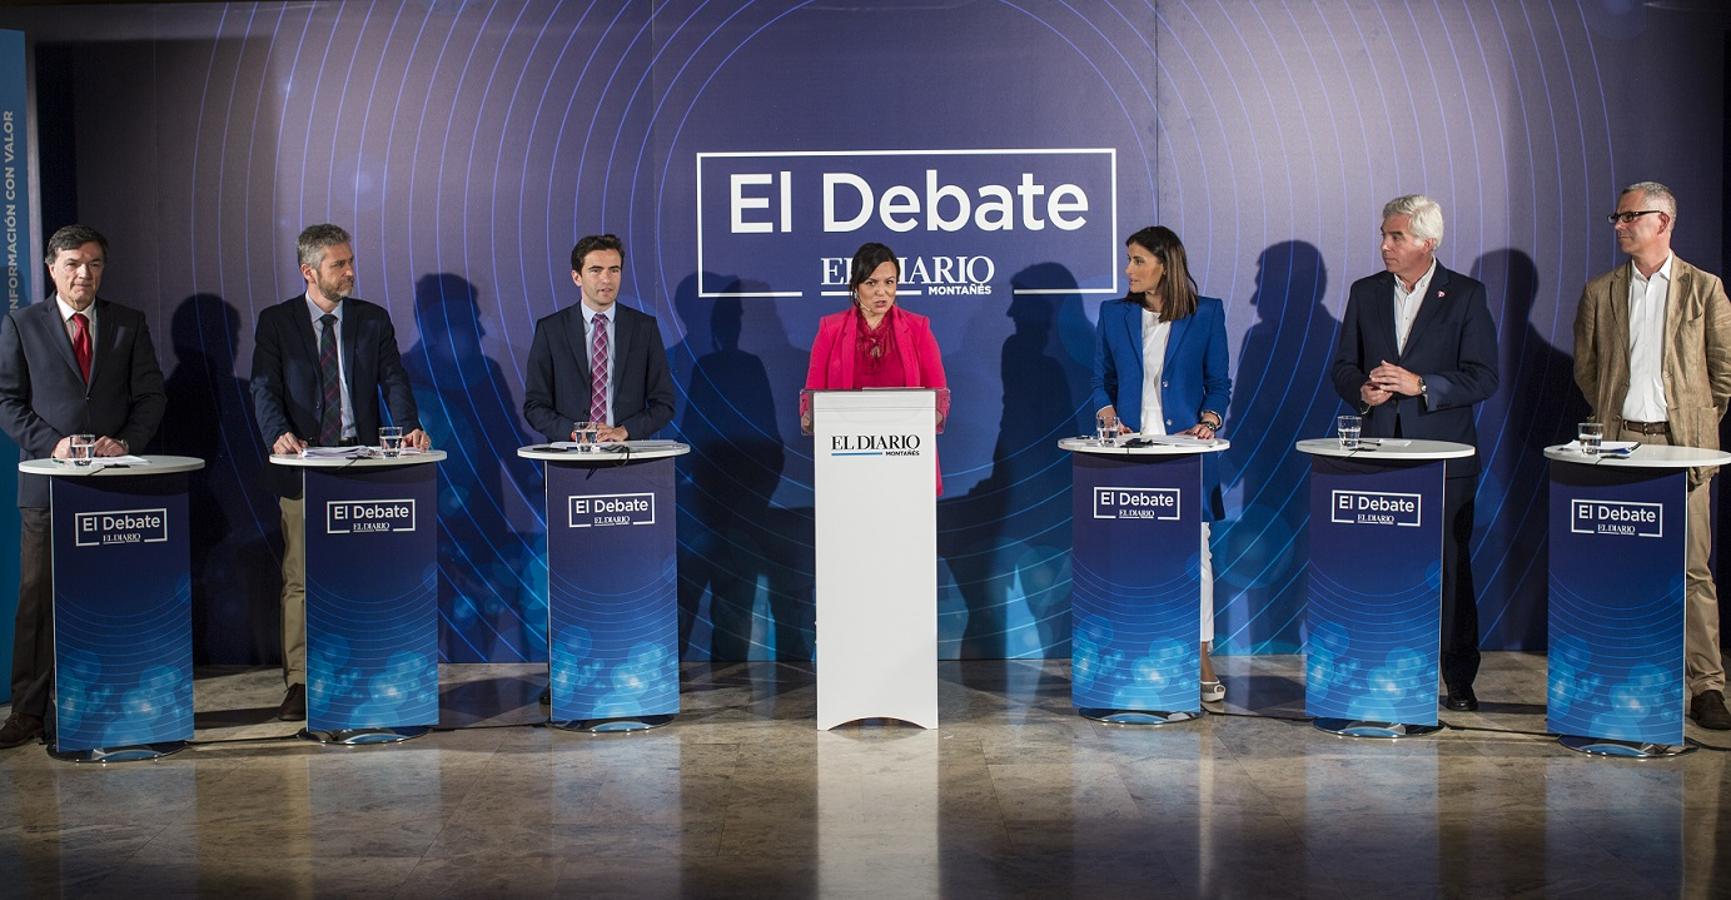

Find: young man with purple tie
<box><xmin>522</xmin><ymin>234</ymin><xmax>675</xmax><ymax>704</ymax></box>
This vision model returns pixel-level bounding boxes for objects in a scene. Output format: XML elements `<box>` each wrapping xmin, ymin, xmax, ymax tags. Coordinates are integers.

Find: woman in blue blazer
<box><xmin>1088</xmin><ymin>225</ymin><xmax>1233</xmax><ymax>702</ymax></box>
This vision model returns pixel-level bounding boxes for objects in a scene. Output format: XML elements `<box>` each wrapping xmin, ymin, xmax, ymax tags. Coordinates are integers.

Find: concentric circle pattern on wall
<box><xmin>4</xmin><ymin>1</ymin><xmax>1723</xmax><ymax>662</ymax></box>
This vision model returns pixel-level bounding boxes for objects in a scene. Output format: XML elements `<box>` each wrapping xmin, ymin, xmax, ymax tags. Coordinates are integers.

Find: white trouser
<box><xmin>1200</xmin><ymin>521</ymin><xmax>1214</xmax><ymax>644</ymax></box>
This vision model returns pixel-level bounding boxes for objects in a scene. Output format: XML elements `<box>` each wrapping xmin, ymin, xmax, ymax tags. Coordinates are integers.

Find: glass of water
<box><xmin>1578</xmin><ymin>422</ymin><xmax>1604</xmax><ymax>456</ymax></box>
<box><xmin>1095</xmin><ymin>413</ymin><xmax>1119</xmax><ymax>446</ymax></box>
<box><xmin>1337</xmin><ymin>415</ymin><xmax>1362</xmax><ymax>450</ymax></box>
<box><xmin>69</xmin><ymin>433</ymin><xmax>96</xmax><ymax>466</ymax></box>
<box><xmin>378</xmin><ymin>426</ymin><xmax>404</xmax><ymax>458</ymax></box>
<box><xmin>572</xmin><ymin>421</ymin><xmax>600</xmax><ymax>452</ymax></box>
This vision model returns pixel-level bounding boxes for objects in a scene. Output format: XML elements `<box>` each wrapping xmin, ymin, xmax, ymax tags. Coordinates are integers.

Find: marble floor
<box><xmin>2</xmin><ymin>653</ymin><xmax>1728</xmax><ymax>898</ymax></box>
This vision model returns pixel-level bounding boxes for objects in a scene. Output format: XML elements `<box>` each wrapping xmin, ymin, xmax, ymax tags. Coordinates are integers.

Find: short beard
<box><xmin>317</xmin><ymin>277</ymin><xmax>351</xmax><ymax>304</ymax></box>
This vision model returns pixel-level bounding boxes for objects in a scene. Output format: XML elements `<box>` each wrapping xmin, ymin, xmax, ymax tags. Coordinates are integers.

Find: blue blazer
<box><xmin>522</xmin><ymin>302</ymin><xmax>674</xmax><ymax>443</ymax></box>
<box><xmin>1329</xmin><ymin>264</ymin><xmax>1498</xmax><ymax>478</ymax></box>
<box><xmin>1089</xmin><ymin>295</ymin><xmax>1233</xmax><ymax>519</ymax></box>
<box><xmin>250</xmin><ymin>294</ymin><xmax>421</xmax><ymax>498</ymax></box>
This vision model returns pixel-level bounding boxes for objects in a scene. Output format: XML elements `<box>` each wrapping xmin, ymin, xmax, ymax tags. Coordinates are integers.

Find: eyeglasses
<box><xmin>1605</xmin><ymin>210</ymin><xmax>1665</xmax><ymax>225</ymax></box>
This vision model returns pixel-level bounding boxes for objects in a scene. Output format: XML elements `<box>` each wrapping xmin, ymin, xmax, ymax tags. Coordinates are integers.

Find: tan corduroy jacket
<box><xmin>1574</xmin><ymin>254</ymin><xmax>1731</xmax><ymax>479</ymax></box>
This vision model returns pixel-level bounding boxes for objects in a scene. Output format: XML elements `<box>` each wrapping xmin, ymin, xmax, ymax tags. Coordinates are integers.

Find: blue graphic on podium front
<box><xmin>1070</xmin><ymin>453</ymin><xmax>1201</xmax><ymax>712</ymax></box>
<box><xmin>1306</xmin><ymin>457</ymin><xmax>1443</xmax><ymax>725</ymax></box>
<box><xmin>1547</xmin><ymin>462</ymin><xmax>1685</xmax><ymax>745</ymax></box>
<box><xmin>546</xmin><ymin>459</ymin><xmax>679</xmax><ymax>721</ymax></box>
<box><xmin>303</xmin><ymin>465</ymin><xmax>439</xmax><ymax>732</ymax></box>
<box><xmin>51</xmin><ymin>474</ymin><xmax>193</xmax><ymax>751</ymax></box>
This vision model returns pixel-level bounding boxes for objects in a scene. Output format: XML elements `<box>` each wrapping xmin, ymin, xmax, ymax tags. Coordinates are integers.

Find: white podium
<box><xmin>810</xmin><ymin>389</ymin><xmax>938</xmax><ymax>730</ymax></box>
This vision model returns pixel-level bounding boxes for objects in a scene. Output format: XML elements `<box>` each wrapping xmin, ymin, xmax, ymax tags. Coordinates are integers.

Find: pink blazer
<box><xmin>802</xmin><ymin>308</ymin><xmax>948</xmax><ymax>494</ymax></box>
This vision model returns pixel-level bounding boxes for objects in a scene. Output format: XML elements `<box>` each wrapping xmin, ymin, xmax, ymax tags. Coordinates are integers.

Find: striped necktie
<box><xmin>589</xmin><ymin>313</ymin><xmax>609</xmax><ymax>424</ymax></box>
<box><xmin>318</xmin><ymin>313</ymin><xmax>341</xmax><ymax>445</ymax></box>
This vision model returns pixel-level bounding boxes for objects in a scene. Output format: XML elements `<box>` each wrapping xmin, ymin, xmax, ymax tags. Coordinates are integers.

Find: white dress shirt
<box><xmin>1622</xmin><ymin>254</ymin><xmax>1673</xmax><ymax>422</ymax></box>
<box><xmin>580</xmin><ymin>302</ymin><xmax>618</xmax><ymax>426</ymax></box>
<box><xmin>305</xmin><ymin>294</ymin><xmax>356</xmax><ymax>439</ymax></box>
<box><xmin>1138</xmin><ymin>307</ymin><xmax>1172</xmax><ymax>436</ymax></box>
<box><xmin>1391</xmin><ymin>258</ymin><xmax>1437</xmax><ymax>354</ymax></box>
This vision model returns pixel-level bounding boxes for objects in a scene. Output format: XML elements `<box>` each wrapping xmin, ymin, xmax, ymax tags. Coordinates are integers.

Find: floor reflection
<box><xmin>0</xmin><ymin>655</ymin><xmax>1725</xmax><ymax>896</ymax></box>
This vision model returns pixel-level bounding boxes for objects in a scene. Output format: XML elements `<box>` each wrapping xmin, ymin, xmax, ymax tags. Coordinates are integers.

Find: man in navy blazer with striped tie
<box><xmin>250</xmin><ymin>224</ymin><xmax>429</xmax><ymax>721</ymax></box>
<box><xmin>522</xmin><ymin>234</ymin><xmax>674</xmax><ymax>445</ymax></box>
<box><xmin>1330</xmin><ymin>194</ymin><xmax>1499</xmax><ymax>713</ymax></box>
<box><xmin>521</xmin><ymin>234</ymin><xmax>673</xmax><ymax>706</ymax></box>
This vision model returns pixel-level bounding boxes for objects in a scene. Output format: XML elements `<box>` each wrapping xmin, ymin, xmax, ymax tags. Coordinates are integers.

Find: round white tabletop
<box><xmin>19</xmin><ymin>454</ymin><xmax>206</xmax><ymax>477</ymax></box>
<box><xmin>1058</xmin><ymin>436</ymin><xmax>1231</xmax><ymax>456</ymax></box>
<box><xmin>269</xmin><ymin>449</ymin><xmax>447</xmax><ymax>468</ymax></box>
<box><xmin>1295</xmin><ymin>437</ymin><xmax>1474</xmax><ymax>460</ymax></box>
<box><xmin>517</xmin><ymin>442</ymin><xmax>691</xmax><ymax>463</ymax></box>
<box><xmin>1542</xmin><ymin>443</ymin><xmax>1731</xmax><ymax>469</ymax></box>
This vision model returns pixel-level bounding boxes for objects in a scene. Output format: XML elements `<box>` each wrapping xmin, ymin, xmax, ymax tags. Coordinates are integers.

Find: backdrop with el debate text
<box><xmin>0</xmin><ymin>0</ymin><xmax>1724</xmax><ymax>666</ymax></box>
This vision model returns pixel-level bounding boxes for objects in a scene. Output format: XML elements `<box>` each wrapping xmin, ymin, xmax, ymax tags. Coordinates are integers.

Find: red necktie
<box><xmin>71</xmin><ymin>312</ymin><xmax>92</xmax><ymax>382</ymax></box>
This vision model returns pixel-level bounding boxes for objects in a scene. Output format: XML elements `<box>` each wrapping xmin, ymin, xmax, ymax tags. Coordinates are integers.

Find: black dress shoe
<box><xmin>1444</xmin><ymin>686</ymin><xmax>1479</xmax><ymax>712</ymax></box>
<box><xmin>1691</xmin><ymin>690</ymin><xmax>1731</xmax><ymax>730</ymax></box>
<box><xmin>278</xmin><ymin>684</ymin><xmax>307</xmax><ymax>721</ymax></box>
<box><xmin>539</xmin><ymin>686</ymin><xmax>551</xmax><ymax>706</ymax></box>
<box><xmin>0</xmin><ymin>713</ymin><xmax>44</xmax><ymax>749</ymax></box>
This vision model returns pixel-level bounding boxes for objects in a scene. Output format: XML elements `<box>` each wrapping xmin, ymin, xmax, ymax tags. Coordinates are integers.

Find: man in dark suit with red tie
<box><xmin>250</xmin><ymin>224</ymin><xmax>430</xmax><ymax>720</ymax></box>
<box><xmin>0</xmin><ymin>225</ymin><xmax>167</xmax><ymax>749</ymax></box>
<box><xmin>1330</xmin><ymin>194</ymin><xmax>1500</xmax><ymax>713</ymax></box>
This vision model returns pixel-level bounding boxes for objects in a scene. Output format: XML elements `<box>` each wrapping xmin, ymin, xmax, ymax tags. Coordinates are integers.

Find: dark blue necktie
<box><xmin>318</xmin><ymin>314</ymin><xmax>341</xmax><ymax>446</ymax></box>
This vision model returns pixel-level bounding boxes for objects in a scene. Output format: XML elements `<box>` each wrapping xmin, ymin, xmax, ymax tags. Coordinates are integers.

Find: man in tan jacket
<box><xmin>1573</xmin><ymin>180</ymin><xmax>1731</xmax><ymax>730</ymax></box>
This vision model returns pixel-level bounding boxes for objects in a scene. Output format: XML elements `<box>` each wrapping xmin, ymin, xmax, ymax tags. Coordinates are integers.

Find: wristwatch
<box><xmin>1417</xmin><ymin>376</ymin><xmax>1428</xmax><ymax>397</ymax></box>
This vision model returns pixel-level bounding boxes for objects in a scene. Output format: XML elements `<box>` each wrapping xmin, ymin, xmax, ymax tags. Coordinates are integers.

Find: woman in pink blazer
<box><xmin>802</xmin><ymin>242</ymin><xmax>949</xmax><ymax>492</ymax></box>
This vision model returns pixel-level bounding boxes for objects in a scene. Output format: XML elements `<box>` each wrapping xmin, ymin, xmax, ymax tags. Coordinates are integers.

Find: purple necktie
<box><xmin>589</xmin><ymin>313</ymin><xmax>609</xmax><ymax>424</ymax></box>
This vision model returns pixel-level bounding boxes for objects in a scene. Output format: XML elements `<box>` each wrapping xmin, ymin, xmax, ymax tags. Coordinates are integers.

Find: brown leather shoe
<box><xmin>1691</xmin><ymin>690</ymin><xmax>1731</xmax><ymax>730</ymax></box>
<box><xmin>0</xmin><ymin>713</ymin><xmax>45</xmax><ymax>749</ymax></box>
<box><xmin>278</xmin><ymin>684</ymin><xmax>307</xmax><ymax>721</ymax></box>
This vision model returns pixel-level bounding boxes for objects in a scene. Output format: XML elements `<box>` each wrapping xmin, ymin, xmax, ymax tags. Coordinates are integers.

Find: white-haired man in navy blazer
<box><xmin>1330</xmin><ymin>195</ymin><xmax>1499</xmax><ymax>713</ymax></box>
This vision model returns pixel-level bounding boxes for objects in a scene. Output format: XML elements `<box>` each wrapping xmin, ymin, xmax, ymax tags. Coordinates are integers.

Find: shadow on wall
<box><xmin>938</xmin><ymin>262</ymin><xmax>1090</xmax><ymax>659</ymax></box>
<box><xmin>155</xmin><ymin>294</ymin><xmax>281</xmax><ymax>665</ymax></box>
<box><xmin>1474</xmin><ymin>248</ymin><xmax>1586</xmax><ymax>650</ymax></box>
<box><xmin>1218</xmin><ymin>241</ymin><xmax>1338</xmax><ymax>654</ymax></box>
<box><xmin>403</xmin><ymin>273</ymin><xmax>547</xmax><ymax>663</ymax></box>
<box><xmin>669</xmin><ymin>272</ymin><xmax>814</xmax><ymax>661</ymax></box>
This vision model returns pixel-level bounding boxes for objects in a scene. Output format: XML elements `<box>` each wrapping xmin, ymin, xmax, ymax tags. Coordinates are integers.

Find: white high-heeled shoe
<box><xmin>1201</xmin><ymin>679</ymin><xmax>1225</xmax><ymax>703</ymax></box>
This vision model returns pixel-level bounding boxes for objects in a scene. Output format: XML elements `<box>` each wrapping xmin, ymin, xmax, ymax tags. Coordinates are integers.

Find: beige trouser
<box><xmin>1620</xmin><ymin>428</ymin><xmax>1725</xmax><ymax>694</ymax></box>
<box><xmin>279</xmin><ymin>496</ymin><xmax>307</xmax><ymax>687</ymax></box>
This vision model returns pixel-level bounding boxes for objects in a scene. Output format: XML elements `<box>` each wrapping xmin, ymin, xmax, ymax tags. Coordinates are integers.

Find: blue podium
<box><xmin>1296</xmin><ymin>438</ymin><xmax>1473</xmax><ymax>739</ymax></box>
<box><xmin>1544</xmin><ymin>442</ymin><xmax>1730</xmax><ymax>758</ymax></box>
<box><xmin>520</xmin><ymin>441</ymin><xmax>688</xmax><ymax>733</ymax></box>
<box><xmin>1062</xmin><ymin>436</ymin><xmax>1229</xmax><ymax>726</ymax></box>
<box><xmin>23</xmin><ymin>455</ymin><xmax>204</xmax><ymax>763</ymax></box>
<box><xmin>272</xmin><ymin>450</ymin><xmax>445</xmax><ymax>745</ymax></box>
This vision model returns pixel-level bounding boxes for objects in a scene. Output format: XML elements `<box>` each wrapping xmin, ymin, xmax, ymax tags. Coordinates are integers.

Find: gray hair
<box><xmin>296</xmin><ymin>223</ymin><xmax>352</xmax><ymax>268</ymax></box>
<box><xmin>1619</xmin><ymin>181</ymin><xmax>1676</xmax><ymax>221</ymax></box>
<box><xmin>1381</xmin><ymin>194</ymin><xmax>1444</xmax><ymax>250</ymax></box>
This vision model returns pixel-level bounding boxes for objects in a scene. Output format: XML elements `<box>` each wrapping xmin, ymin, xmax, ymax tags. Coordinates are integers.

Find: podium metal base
<box><xmin>299</xmin><ymin>726</ymin><xmax>431</xmax><ymax>746</ymax></box>
<box><xmin>550</xmin><ymin>714</ymin><xmax>676</xmax><ymax>734</ymax></box>
<box><xmin>1079</xmin><ymin>708</ymin><xmax>1200</xmax><ymax>727</ymax></box>
<box><xmin>1314</xmin><ymin>719</ymin><xmax>1442</xmax><ymax>739</ymax></box>
<box><xmin>1558</xmin><ymin>735</ymin><xmax>1695</xmax><ymax>759</ymax></box>
<box><xmin>49</xmin><ymin>740</ymin><xmax>188</xmax><ymax>764</ymax></box>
